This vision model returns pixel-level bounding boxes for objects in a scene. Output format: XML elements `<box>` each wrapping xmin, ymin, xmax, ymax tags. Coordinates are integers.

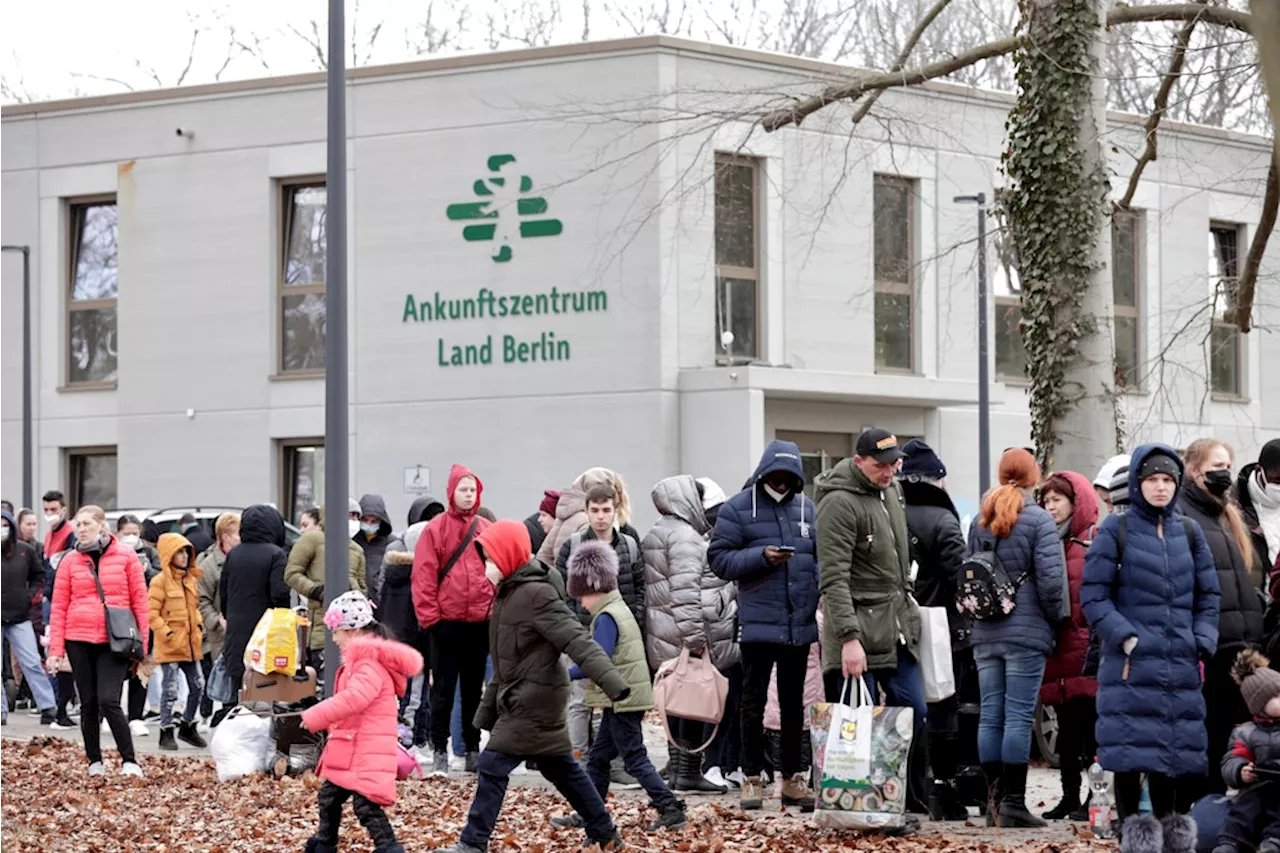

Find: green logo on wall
<box><xmin>445</xmin><ymin>154</ymin><xmax>563</xmax><ymax>263</ymax></box>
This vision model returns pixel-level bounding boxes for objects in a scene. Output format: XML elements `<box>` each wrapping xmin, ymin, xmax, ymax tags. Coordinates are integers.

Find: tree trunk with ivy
<box><xmin>1004</xmin><ymin>0</ymin><xmax>1118</xmax><ymax>478</ymax></box>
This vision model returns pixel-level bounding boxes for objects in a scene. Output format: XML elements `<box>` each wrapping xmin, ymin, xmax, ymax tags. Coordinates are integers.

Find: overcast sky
<box><xmin>0</xmin><ymin>1</ymin><xmax>645</xmax><ymax>103</ymax></box>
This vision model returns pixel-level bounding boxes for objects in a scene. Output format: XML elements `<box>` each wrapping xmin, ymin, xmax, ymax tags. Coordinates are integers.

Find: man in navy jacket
<box><xmin>710</xmin><ymin>440</ymin><xmax>818</xmax><ymax>813</ymax></box>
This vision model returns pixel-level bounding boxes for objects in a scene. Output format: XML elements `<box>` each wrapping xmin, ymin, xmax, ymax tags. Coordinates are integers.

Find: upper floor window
<box><xmin>874</xmin><ymin>176</ymin><xmax>916</xmax><ymax>372</ymax></box>
<box><xmin>280</xmin><ymin>181</ymin><xmax>327</xmax><ymax>374</ymax></box>
<box><xmin>714</xmin><ymin>155</ymin><xmax>760</xmax><ymax>365</ymax></box>
<box><xmin>1112</xmin><ymin>210</ymin><xmax>1142</xmax><ymax>390</ymax></box>
<box><xmin>68</xmin><ymin>199</ymin><xmax>119</xmax><ymax>386</ymax></box>
<box><xmin>1209</xmin><ymin>222</ymin><xmax>1244</xmax><ymax>398</ymax></box>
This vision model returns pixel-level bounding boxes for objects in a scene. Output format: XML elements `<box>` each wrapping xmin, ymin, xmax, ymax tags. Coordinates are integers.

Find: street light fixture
<box><xmin>952</xmin><ymin>194</ymin><xmax>991</xmax><ymax>497</ymax></box>
<box><xmin>1</xmin><ymin>244</ymin><xmax>33</xmax><ymax>509</ymax></box>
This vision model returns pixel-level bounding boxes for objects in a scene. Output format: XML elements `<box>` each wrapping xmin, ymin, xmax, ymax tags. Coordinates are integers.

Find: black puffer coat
<box><xmin>1181</xmin><ymin>482</ymin><xmax>1265</xmax><ymax>652</ymax></box>
<box><xmin>218</xmin><ymin>505</ymin><xmax>292</xmax><ymax>684</ymax></box>
<box><xmin>901</xmin><ymin>479</ymin><xmax>969</xmax><ymax>648</ymax></box>
<box><xmin>556</xmin><ymin>526</ymin><xmax>646</xmax><ymax>634</ymax></box>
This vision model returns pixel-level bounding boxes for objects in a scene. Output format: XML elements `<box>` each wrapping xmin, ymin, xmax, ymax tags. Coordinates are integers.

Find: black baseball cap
<box><xmin>856</xmin><ymin>428</ymin><xmax>905</xmax><ymax>464</ymax></box>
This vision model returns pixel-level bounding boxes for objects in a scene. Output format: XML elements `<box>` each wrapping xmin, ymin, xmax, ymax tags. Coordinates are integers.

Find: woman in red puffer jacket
<box><xmin>46</xmin><ymin>504</ymin><xmax>150</xmax><ymax>777</ymax></box>
<box><xmin>1037</xmin><ymin>471</ymin><xmax>1100</xmax><ymax>821</ymax></box>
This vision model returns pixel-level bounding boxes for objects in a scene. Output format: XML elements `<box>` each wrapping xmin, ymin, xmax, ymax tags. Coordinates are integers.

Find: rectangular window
<box><xmin>1112</xmin><ymin>211</ymin><xmax>1142</xmax><ymax>389</ymax></box>
<box><xmin>994</xmin><ymin>298</ymin><xmax>1026</xmax><ymax>381</ymax></box>
<box><xmin>714</xmin><ymin>155</ymin><xmax>760</xmax><ymax>364</ymax></box>
<box><xmin>279</xmin><ymin>181</ymin><xmax>327</xmax><ymax>374</ymax></box>
<box><xmin>67</xmin><ymin>447</ymin><xmax>118</xmax><ymax>511</ymax></box>
<box><xmin>1208</xmin><ymin>223</ymin><xmax>1244</xmax><ymax>398</ymax></box>
<box><xmin>67</xmin><ymin>199</ymin><xmax>119</xmax><ymax>386</ymax></box>
<box><xmin>874</xmin><ymin>176</ymin><xmax>915</xmax><ymax>372</ymax></box>
<box><xmin>281</xmin><ymin>440</ymin><xmax>325</xmax><ymax>524</ymax></box>
<box><xmin>775</xmin><ymin>430</ymin><xmax>852</xmax><ymax>500</ymax></box>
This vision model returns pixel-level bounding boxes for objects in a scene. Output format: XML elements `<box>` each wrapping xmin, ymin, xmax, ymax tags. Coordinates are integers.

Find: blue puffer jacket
<box><xmin>966</xmin><ymin>495</ymin><xmax>1067</xmax><ymax>655</ymax></box>
<box><xmin>1080</xmin><ymin>443</ymin><xmax>1221</xmax><ymax>777</ymax></box>
<box><xmin>709</xmin><ymin>440</ymin><xmax>819</xmax><ymax>646</ymax></box>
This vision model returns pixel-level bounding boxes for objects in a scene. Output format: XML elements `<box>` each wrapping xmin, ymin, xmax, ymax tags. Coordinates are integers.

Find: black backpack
<box><xmin>956</xmin><ymin>538</ymin><xmax>1031</xmax><ymax>622</ymax></box>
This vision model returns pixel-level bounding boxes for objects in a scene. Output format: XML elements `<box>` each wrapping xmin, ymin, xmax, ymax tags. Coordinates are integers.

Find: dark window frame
<box><xmin>1209</xmin><ymin>222</ymin><xmax>1246</xmax><ymax>400</ymax></box>
<box><xmin>713</xmin><ymin>153</ymin><xmax>761</xmax><ymax>366</ymax></box>
<box><xmin>873</xmin><ymin>174</ymin><xmax>917</xmax><ymax>374</ymax></box>
<box><xmin>278</xmin><ymin>178</ymin><xmax>328</xmax><ymax>377</ymax></box>
<box><xmin>66</xmin><ymin>196</ymin><xmax>120</xmax><ymax>389</ymax></box>
<box><xmin>66</xmin><ymin>446</ymin><xmax>118</xmax><ymax>512</ymax></box>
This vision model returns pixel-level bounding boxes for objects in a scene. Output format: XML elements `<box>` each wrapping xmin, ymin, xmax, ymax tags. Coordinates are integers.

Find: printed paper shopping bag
<box><xmin>245</xmin><ymin>608</ymin><xmax>301</xmax><ymax>675</ymax></box>
<box><xmin>809</xmin><ymin>678</ymin><xmax>914</xmax><ymax>830</ymax></box>
<box><xmin>918</xmin><ymin>606</ymin><xmax>955</xmax><ymax>702</ymax></box>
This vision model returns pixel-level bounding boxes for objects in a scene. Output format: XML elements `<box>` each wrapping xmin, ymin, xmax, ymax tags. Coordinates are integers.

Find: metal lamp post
<box><xmin>322</xmin><ymin>0</ymin><xmax>351</xmax><ymax>697</ymax></box>
<box><xmin>2</xmin><ymin>244</ymin><xmax>33</xmax><ymax>509</ymax></box>
<box><xmin>953</xmin><ymin>194</ymin><xmax>991</xmax><ymax>497</ymax></box>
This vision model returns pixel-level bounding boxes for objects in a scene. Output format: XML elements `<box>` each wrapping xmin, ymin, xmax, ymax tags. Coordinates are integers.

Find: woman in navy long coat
<box><xmin>1080</xmin><ymin>444</ymin><xmax>1220</xmax><ymax>825</ymax></box>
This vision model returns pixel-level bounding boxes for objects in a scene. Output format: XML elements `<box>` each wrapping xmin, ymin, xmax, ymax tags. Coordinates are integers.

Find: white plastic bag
<box><xmin>821</xmin><ymin>678</ymin><xmax>874</xmax><ymax>782</ymax></box>
<box><xmin>210</xmin><ymin>706</ymin><xmax>274</xmax><ymax>782</ymax></box>
<box><xmin>918</xmin><ymin>606</ymin><xmax>955</xmax><ymax>702</ymax></box>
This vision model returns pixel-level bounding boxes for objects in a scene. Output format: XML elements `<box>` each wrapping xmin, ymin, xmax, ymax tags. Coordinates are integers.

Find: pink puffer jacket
<box><xmin>49</xmin><ymin>537</ymin><xmax>150</xmax><ymax>658</ymax></box>
<box><xmin>764</xmin><ymin>609</ymin><xmax>823</xmax><ymax>730</ymax></box>
<box><xmin>301</xmin><ymin>634</ymin><xmax>423</xmax><ymax>805</ymax></box>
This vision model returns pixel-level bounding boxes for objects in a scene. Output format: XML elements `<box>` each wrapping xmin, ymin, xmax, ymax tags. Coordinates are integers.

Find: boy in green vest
<box><xmin>555</xmin><ymin>539</ymin><xmax>688</xmax><ymax>833</ymax></box>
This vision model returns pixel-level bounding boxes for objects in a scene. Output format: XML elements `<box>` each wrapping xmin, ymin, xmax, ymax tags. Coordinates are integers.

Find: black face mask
<box><xmin>1203</xmin><ymin>468</ymin><xmax>1233</xmax><ymax>498</ymax></box>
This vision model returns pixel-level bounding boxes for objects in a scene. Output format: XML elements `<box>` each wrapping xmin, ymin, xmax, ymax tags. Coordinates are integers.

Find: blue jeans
<box><xmin>973</xmin><ymin>644</ymin><xmax>1046</xmax><ymax>764</ymax></box>
<box><xmin>160</xmin><ymin>661</ymin><xmax>204</xmax><ymax>727</ymax></box>
<box><xmin>460</xmin><ymin>750</ymin><xmax>615</xmax><ymax>849</ymax></box>
<box><xmin>1</xmin><ymin>622</ymin><xmax>56</xmax><ymax>710</ymax></box>
<box><xmin>586</xmin><ymin>709</ymin><xmax>678</xmax><ymax>809</ymax></box>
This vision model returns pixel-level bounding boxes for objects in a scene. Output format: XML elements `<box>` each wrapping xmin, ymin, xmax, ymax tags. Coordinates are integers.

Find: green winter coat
<box><xmin>477</xmin><ymin>558</ymin><xmax>630</xmax><ymax>756</ymax></box>
<box><xmin>815</xmin><ymin>459</ymin><xmax>920</xmax><ymax>673</ymax></box>
<box><xmin>583</xmin><ymin>590</ymin><xmax>654</xmax><ymax>713</ymax></box>
<box><xmin>283</xmin><ymin>530</ymin><xmax>368</xmax><ymax>651</ymax></box>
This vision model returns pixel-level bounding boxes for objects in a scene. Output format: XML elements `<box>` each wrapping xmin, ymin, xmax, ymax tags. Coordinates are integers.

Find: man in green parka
<box><xmin>816</xmin><ymin>427</ymin><xmax>928</xmax><ymax>818</ymax></box>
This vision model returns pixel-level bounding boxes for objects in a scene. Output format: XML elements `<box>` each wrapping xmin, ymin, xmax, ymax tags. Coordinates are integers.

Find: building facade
<box><xmin>3</xmin><ymin>36</ymin><xmax>1277</xmax><ymax>528</ymax></box>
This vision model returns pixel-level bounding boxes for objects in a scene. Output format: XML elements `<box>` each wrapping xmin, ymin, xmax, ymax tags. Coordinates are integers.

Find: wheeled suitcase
<box><xmin>241</xmin><ymin>611</ymin><xmax>318</xmax><ymax>704</ymax></box>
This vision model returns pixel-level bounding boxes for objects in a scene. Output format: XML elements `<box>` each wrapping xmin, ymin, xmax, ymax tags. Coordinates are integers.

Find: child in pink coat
<box><xmin>301</xmin><ymin>591</ymin><xmax>423</xmax><ymax>853</ymax></box>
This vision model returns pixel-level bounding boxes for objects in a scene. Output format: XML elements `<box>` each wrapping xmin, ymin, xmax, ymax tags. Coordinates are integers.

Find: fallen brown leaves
<box><xmin>1</xmin><ymin>738</ymin><xmax>1113</xmax><ymax>853</ymax></box>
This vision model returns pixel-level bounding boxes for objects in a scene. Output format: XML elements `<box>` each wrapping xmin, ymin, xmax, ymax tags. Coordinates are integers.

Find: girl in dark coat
<box><xmin>1180</xmin><ymin>438</ymin><xmax>1266</xmax><ymax>796</ymax></box>
<box><xmin>1036</xmin><ymin>471</ymin><xmax>1100</xmax><ymax>821</ymax></box>
<box><xmin>965</xmin><ymin>448</ymin><xmax>1066</xmax><ymax>829</ymax></box>
<box><xmin>1081</xmin><ymin>444</ymin><xmax>1220</xmax><ymax>835</ymax></box>
<box><xmin>218</xmin><ymin>505</ymin><xmax>292</xmax><ymax>689</ymax></box>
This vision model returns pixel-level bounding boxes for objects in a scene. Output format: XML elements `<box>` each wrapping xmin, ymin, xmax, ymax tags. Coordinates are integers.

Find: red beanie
<box><xmin>540</xmin><ymin>490</ymin><xmax>561</xmax><ymax>516</ymax></box>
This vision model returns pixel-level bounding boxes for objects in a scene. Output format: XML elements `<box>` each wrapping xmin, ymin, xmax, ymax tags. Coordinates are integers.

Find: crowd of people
<box><xmin>4</xmin><ymin>431</ymin><xmax>1280</xmax><ymax>853</ymax></box>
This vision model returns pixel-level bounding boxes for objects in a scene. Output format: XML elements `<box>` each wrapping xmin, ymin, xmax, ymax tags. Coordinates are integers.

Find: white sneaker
<box><xmin>87</xmin><ymin>762</ymin><xmax>106</xmax><ymax>777</ymax></box>
<box><xmin>100</xmin><ymin>719</ymin><xmax>110</xmax><ymax>734</ymax></box>
<box><xmin>511</xmin><ymin>761</ymin><xmax>528</xmax><ymax>776</ymax></box>
<box><xmin>198</xmin><ymin>717</ymin><xmax>211</xmax><ymax>733</ymax></box>
<box><xmin>120</xmin><ymin>762</ymin><xmax>144</xmax><ymax>778</ymax></box>
<box><xmin>704</xmin><ymin>766</ymin><xmax>729</xmax><ymax>789</ymax></box>
<box><xmin>129</xmin><ymin>720</ymin><xmax>149</xmax><ymax>737</ymax></box>
<box><xmin>726</xmin><ymin>768</ymin><xmax>745</xmax><ymax>785</ymax></box>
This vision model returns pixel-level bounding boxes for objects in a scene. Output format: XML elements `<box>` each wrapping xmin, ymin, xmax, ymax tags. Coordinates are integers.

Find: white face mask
<box><xmin>120</xmin><ymin>533</ymin><xmax>140</xmax><ymax>549</ymax></box>
<box><xmin>44</xmin><ymin>514</ymin><xmax>60</xmax><ymax>526</ymax></box>
<box><xmin>484</xmin><ymin>560</ymin><xmax>503</xmax><ymax>587</ymax></box>
<box><xmin>1266</xmin><ymin>482</ymin><xmax>1280</xmax><ymax>502</ymax></box>
<box><xmin>348</xmin><ymin>519</ymin><xmax>361</xmax><ymax>538</ymax></box>
<box><xmin>763</xmin><ymin>484</ymin><xmax>789</xmax><ymax>503</ymax></box>
<box><xmin>1</xmin><ymin>527</ymin><xmax>9</xmax><ymax>542</ymax></box>
<box><xmin>360</xmin><ymin>522</ymin><xmax>380</xmax><ymax>536</ymax></box>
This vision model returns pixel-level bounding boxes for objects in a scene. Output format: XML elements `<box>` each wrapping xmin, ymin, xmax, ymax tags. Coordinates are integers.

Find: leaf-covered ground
<box><xmin>1</xmin><ymin>738</ymin><xmax>1110</xmax><ymax>853</ymax></box>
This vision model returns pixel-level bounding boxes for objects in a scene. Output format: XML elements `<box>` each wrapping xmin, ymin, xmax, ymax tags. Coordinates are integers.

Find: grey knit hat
<box><xmin>1233</xmin><ymin>650</ymin><xmax>1280</xmax><ymax>717</ymax></box>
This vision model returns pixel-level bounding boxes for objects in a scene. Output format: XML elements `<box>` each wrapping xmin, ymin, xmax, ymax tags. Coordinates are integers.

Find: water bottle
<box><xmin>1088</xmin><ymin>761</ymin><xmax>1113</xmax><ymax>838</ymax></box>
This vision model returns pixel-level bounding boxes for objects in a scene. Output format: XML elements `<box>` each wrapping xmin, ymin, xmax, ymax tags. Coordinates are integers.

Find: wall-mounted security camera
<box><xmin>175</xmin><ymin>127</ymin><xmax>195</xmax><ymax>139</ymax></box>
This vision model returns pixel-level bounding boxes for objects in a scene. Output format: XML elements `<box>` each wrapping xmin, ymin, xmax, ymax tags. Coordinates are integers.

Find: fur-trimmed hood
<box><xmin>338</xmin><ymin>634</ymin><xmax>423</xmax><ymax>695</ymax></box>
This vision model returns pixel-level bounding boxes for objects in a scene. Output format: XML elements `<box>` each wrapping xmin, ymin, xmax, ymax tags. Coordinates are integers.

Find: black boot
<box><xmin>303</xmin><ymin>838</ymin><xmax>338</xmax><ymax>853</ymax></box>
<box><xmin>673</xmin><ymin>749</ymin><xmax>725</xmax><ymax>795</ymax></box>
<box><xmin>159</xmin><ymin>726</ymin><xmax>178</xmax><ymax>751</ymax></box>
<box><xmin>981</xmin><ymin>762</ymin><xmax>1003</xmax><ymax>827</ymax></box>
<box><xmin>647</xmin><ymin>800</ymin><xmax>687</xmax><ymax>831</ymax></box>
<box><xmin>928</xmin><ymin>780</ymin><xmax>970</xmax><ymax>821</ymax></box>
<box><xmin>998</xmin><ymin>764</ymin><xmax>1047</xmax><ymax>828</ymax></box>
<box><xmin>660</xmin><ymin>742</ymin><xmax>678</xmax><ymax>784</ymax></box>
<box><xmin>177</xmin><ymin>721</ymin><xmax>207</xmax><ymax>748</ymax></box>
<box><xmin>1042</xmin><ymin>777</ymin><xmax>1082</xmax><ymax>820</ymax></box>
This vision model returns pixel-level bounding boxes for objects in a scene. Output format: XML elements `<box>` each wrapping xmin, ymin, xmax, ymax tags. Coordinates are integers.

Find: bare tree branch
<box><xmin>1117</xmin><ymin>2</ymin><xmax>1205</xmax><ymax>210</ymax></box>
<box><xmin>174</xmin><ymin>28</ymin><xmax>201</xmax><ymax>87</ymax></box>
<box><xmin>848</xmin><ymin>0</ymin><xmax>955</xmax><ymax>127</ymax></box>
<box><xmin>1233</xmin><ymin>143</ymin><xmax>1278</xmax><ymax>333</ymax></box>
<box><xmin>1108</xmin><ymin>3</ymin><xmax>1252</xmax><ymax>36</ymax></box>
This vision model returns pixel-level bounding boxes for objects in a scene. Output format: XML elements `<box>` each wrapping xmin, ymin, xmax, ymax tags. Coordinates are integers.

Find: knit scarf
<box><xmin>1248</xmin><ymin>471</ymin><xmax>1280</xmax><ymax>566</ymax></box>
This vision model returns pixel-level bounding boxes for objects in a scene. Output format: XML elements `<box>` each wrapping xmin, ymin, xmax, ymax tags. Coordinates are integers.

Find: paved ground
<box><xmin>1</xmin><ymin>706</ymin><xmax>1074</xmax><ymax>836</ymax></box>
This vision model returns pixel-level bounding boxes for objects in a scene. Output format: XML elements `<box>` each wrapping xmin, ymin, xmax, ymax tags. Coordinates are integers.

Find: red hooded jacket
<box><xmin>1040</xmin><ymin>470</ymin><xmax>1100</xmax><ymax>705</ymax></box>
<box><xmin>412</xmin><ymin>464</ymin><xmax>494</xmax><ymax>629</ymax></box>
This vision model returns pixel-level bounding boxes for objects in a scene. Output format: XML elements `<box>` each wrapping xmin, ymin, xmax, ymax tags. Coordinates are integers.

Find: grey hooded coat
<box><xmin>642</xmin><ymin>475</ymin><xmax>739</xmax><ymax>671</ymax></box>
